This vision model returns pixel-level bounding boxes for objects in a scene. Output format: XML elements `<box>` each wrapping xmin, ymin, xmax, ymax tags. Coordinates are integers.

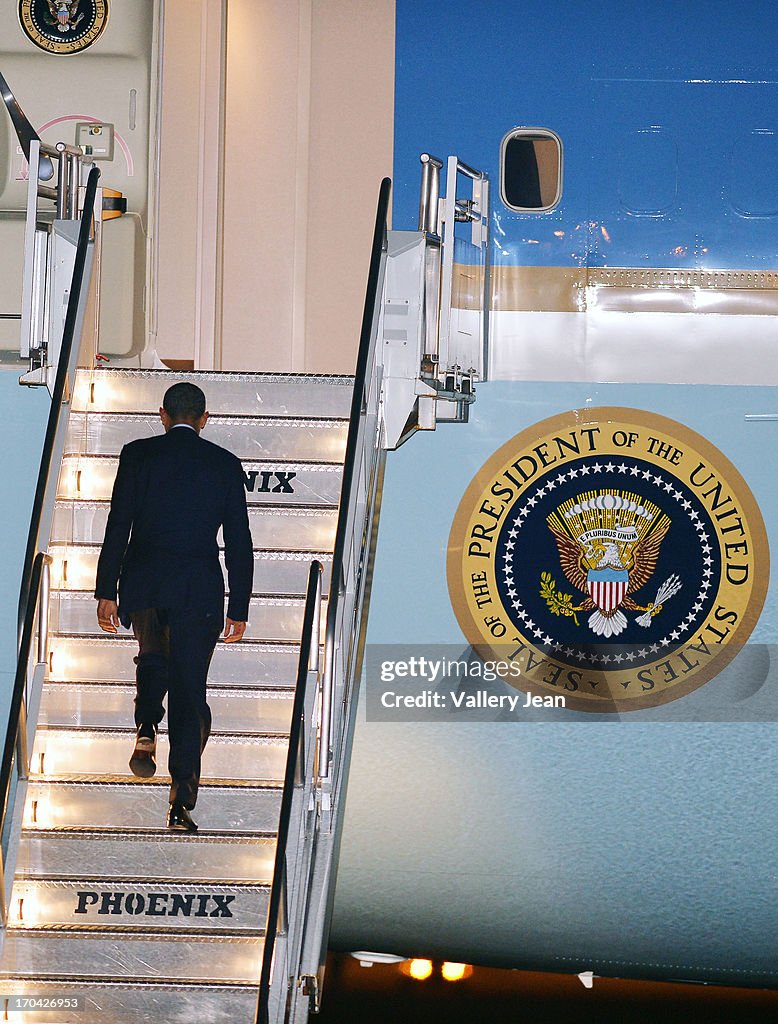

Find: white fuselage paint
<box><xmin>487</xmin><ymin>310</ymin><xmax>778</xmax><ymax>385</ymax></box>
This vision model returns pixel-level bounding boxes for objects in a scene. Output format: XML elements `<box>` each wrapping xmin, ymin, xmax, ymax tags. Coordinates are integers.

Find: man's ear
<box><xmin>159</xmin><ymin>407</ymin><xmax>171</xmax><ymax>431</ymax></box>
<box><xmin>199</xmin><ymin>411</ymin><xmax>209</xmax><ymax>430</ymax></box>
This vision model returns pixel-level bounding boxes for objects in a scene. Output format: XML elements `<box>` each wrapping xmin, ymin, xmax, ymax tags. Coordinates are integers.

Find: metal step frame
<box><xmin>2</xmin><ymin>341</ymin><xmax>351</xmax><ymax>1017</ymax></box>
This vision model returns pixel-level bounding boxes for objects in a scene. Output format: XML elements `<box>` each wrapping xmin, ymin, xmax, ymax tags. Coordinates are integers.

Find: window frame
<box><xmin>499</xmin><ymin>126</ymin><xmax>564</xmax><ymax>213</ymax></box>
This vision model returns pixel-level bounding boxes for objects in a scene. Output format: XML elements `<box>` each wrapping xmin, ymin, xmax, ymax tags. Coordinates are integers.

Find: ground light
<box><xmin>406</xmin><ymin>959</ymin><xmax>433</xmax><ymax>981</ymax></box>
<box><xmin>441</xmin><ymin>962</ymin><xmax>472</xmax><ymax>982</ymax></box>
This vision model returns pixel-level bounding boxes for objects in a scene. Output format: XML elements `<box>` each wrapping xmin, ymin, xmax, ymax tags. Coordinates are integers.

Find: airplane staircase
<box><xmin>0</xmin><ymin>163</ymin><xmax>483</xmax><ymax>1019</ymax></box>
<box><xmin>0</xmin><ymin>368</ymin><xmax>352</xmax><ymax>1020</ymax></box>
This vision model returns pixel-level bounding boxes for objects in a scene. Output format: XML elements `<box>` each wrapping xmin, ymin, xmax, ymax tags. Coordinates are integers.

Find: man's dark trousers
<box><xmin>132</xmin><ymin>607</ymin><xmax>222</xmax><ymax>809</ymax></box>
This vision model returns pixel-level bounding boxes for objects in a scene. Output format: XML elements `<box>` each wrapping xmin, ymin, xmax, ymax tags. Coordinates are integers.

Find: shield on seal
<box><xmin>587</xmin><ymin>568</ymin><xmax>629</xmax><ymax>613</ymax></box>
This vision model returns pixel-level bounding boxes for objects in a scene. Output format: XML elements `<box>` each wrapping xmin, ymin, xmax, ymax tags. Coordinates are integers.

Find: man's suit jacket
<box><xmin>95</xmin><ymin>425</ymin><xmax>254</xmax><ymax>628</ymax></box>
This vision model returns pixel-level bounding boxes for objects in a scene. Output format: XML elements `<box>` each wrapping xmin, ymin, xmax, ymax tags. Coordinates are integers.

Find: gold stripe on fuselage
<box><xmin>453</xmin><ymin>264</ymin><xmax>778</xmax><ymax>314</ymax></box>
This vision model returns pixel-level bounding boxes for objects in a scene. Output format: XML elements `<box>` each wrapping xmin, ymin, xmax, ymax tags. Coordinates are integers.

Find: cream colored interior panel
<box><xmin>0</xmin><ymin>0</ymin><xmax>158</xmax><ymax>359</ymax></box>
<box><xmin>98</xmin><ymin>214</ymin><xmax>144</xmax><ymax>358</ymax></box>
<box><xmin>0</xmin><ymin>218</ymin><xmax>24</xmax><ymax>349</ymax></box>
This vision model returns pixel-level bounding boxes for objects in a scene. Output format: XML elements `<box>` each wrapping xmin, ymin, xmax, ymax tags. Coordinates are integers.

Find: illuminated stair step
<box><xmin>49</xmin><ymin>545</ymin><xmax>332</xmax><ymax>595</ymax></box>
<box><xmin>53</xmin><ymin>500</ymin><xmax>338</xmax><ymax>550</ymax></box>
<box><xmin>73</xmin><ymin>367</ymin><xmax>354</xmax><ymax>418</ymax></box>
<box><xmin>0</xmin><ymin>978</ymin><xmax>260</xmax><ymax>1021</ymax></box>
<box><xmin>24</xmin><ymin>781</ymin><xmax>281</xmax><ymax>833</ymax></box>
<box><xmin>48</xmin><ymin>637</ymin><xmax>304</xmax><ymax>686</ymax></box>
<box><xmin>0</xmin><ymin>933</ymin><xmax>261</xmax><ymax>983</ymax></box>
<box><xmin>7</xmin><ymin>879</ymin><xmax>268</xmax><ymax>933</ymax></box>
<box><xmin>16</xmin><ymin>831</ymin><xmax>275</xmax><ymax>885</ymax></box>
<box><xmin>65</xmin><ymin>411</ymin><xmax>348</xmax><ymax>462</ymax></box>
<box><xmin>40</xmin><ymin>682</ymin><xmax>294</xmax><ymax>734</ymax></box>
<box><xmin>32</xmin><ymin>729</ymin><xmax>288</xmax><ymax>783</ymax></box>
<box><xmin>52</xmin><ymin>592</ymin><xmax>327</xmax><ymax>643</ymax></box>
<box><xmin>58</xmin><ymin>454</ymin><xmax>343</xmax><ymax>506</ymax></box>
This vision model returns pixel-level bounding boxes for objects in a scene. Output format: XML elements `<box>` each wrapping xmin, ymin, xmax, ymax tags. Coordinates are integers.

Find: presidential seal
<box><xmin>19</xmin><ymin>1</ymin><xmax>108</xmax><ymax>55</ymax></box>
<box><xmin>447</xmin><ymin>408</ymin><xmax>769</xmax><ymax>712</ymax></box>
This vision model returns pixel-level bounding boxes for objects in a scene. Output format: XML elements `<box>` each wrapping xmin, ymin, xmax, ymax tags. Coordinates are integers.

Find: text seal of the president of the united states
<box><xmin>447</xmin><ymin>407</ymin><xmax>769</xmax><ymax>712</ymax></box>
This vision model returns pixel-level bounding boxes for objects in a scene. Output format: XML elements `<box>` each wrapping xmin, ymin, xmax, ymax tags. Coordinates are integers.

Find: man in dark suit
<box><xmin>94</xmin><ymin>382</ymin><xmax>253</xmax><ymax>832</ymax></box>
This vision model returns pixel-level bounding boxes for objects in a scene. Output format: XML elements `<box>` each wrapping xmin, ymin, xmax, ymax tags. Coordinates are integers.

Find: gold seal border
<box><xmin>18</xmin><ymin>0</ymin><xmax>109</xmax><ymax>56</ymax></box>
<box><xmin>447</xmin><ymin>406</ymin><xmax>770</xmax><ymax>712</ymax></box>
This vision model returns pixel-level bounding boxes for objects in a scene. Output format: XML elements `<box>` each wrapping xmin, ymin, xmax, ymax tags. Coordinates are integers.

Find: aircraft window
<box><xmin>500</xmin><ymin>128</ymin><xmax>562</xmax><ymax>211</ymax></box>
<box><xmin>727</xmin><ymin>129</ymin><xmax>778</xmax><ymax>218</ymax></box>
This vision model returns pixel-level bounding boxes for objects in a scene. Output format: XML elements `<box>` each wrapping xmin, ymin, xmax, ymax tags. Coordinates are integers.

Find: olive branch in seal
<box><xmin>539</xmin><ymin>571</ymin><xmax>585</xmax><ymax>626</ymax></box>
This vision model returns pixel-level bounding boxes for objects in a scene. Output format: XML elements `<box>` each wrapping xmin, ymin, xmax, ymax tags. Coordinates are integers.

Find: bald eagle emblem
<box><xmin>541</xmin><ymin>491</ymin><xmax>681</xmax><ymax>637</ymax></box>
<box><xmin>44</xmin><ymin>1</ymin><xmax>84</xmax><ymax>33</ymax></box>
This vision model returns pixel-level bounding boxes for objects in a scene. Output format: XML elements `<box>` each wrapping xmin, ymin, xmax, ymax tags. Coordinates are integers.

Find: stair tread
<box><xmin>56</xmin><ymin>497</ymin><xmax>337</xmax><ymax>512</ymax></box>
<box><xmin>5</xmin><ymin>924</ymin><xmax>266</xmax><ymax>937</ymax></box>
<box><xmin>32</xmin><ymin>729</ymin><xmax>288</xmax><ymax>784</ymax></box>
<box><xmin>37</xmin><ymin>724</ymin><xmax>286</xmax><ymax>740</ymax></box>
<box><xmin>44</xmin><ymin>679</ymin><xmax>296</xmax><ymax>694</ymax></box>
<box><xmin>40</xmin><ymin>683</ymin><xmax>294</xmax><ymax>733</ymax></box>
<box><xmin>0</xmin><ymin>931</ymin><xmax>264</xmax><ymax>986</ymax></box>
<box><xmin>26</xmin><ymin>778</ymin><xmax>283</xmax><ymax>791</ymax></box>
<box><xmin>50</xmin><ymin>542</ymin><xmax>334</xmax><ymax>559</ymax></box>
<box><xmin>8</xmin><ymin>878</ymin><xmax>270</xmax><ymax>935</ymax></box>
<box><xmin>70</xmin><ymin>410</ymin><xmax>350</xmax><ymax>424</ymax></box>
<box><xmin>78</xmin><ymin>367</ymin><xmax>355</xmax><ymax>382</ymax></box>
<box><xmin>53</xmin><ymin>501</ymin><xmax>341</xmax><ymax>547</ymax></box>
<box><xmin>54</xmin><ymin>590</ymin><xmax>323</xmax><ymax>604</ymax></box>
<box><xmin>22</xmin><ymin>781</ymin><xmax>283</xmax><ymax>833</ymax></box>
<box><xmin>58</xmin><ymin>457</ymin><xmax>344</xmax><ymax>504</ymax></box>
<box><xmin>51</xmin><ymin>590</ymin><xmax>325</xmax><ymax>640</ymax></box>
<box><xmin>72</xmin><ymin>368</ymin><xmax>355</xmax><ymax>423</ymax></box>
<box><xmin>22</xmin><ymin>826</ymin><xmax>276</xmax><ymax>840</ymax></box>
<box><xmin>48</xmin><ymin>631</ymin><xmax>311</xmax><ymax>646</ymax></box>
<box><xmin>61</xmin><ymin>452</ymin><xmax>345</xmax><ymax>468</ymax></box>
<box><xmin>0</xmin><ymin>975</ymin><xmax>258</xmax><ymax>987</ymax></box>
<box><xmin>13</xmin><ymin>877</ymin><xmax>270</xmax><ymax>890</ymax></box>
<box><xmin>32</xmin><ymin>774</ymin><xmax>284</xmax><ymax>787</ymax></box>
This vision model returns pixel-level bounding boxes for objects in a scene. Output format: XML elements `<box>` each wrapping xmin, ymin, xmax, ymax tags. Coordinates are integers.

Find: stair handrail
<box><xmin>257</xmin><ymin>560</ymin><xmax>323</xmax><ymax>1023</ymax></box>
<box><xmin>0</xmin><ymin>552</ymin><xmax>50</xmax><ymax>922</ymax></box>
<box><xmin>17</xmin><ymin>166</ymin><xmax>100</xmax><ymax>642</ymax></box>
<box><xmin>319</xmin><ymin>175</ymin><xmax>392</xmax><ymax>785</ymax></box>
<box><xmin>1</xmin><ymin>167</ymin><xmax>99</xmax><ymax>921</ymax></box>
<box><xmin>257</xmin><ymin>178</ymin><xmax>391</xmax><ymax>1021</ymax></box>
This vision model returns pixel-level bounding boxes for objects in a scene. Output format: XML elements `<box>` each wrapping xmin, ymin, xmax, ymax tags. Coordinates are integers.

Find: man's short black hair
<box><xmin>163</xmin><ymin>382</ymin><xmax>206</xmax><ymax>422</ymax></box>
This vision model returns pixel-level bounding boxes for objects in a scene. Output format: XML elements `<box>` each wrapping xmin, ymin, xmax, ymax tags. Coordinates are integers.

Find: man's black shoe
<box><xmin>167</xmin><ymin>803</ymin><xmax>198</xmax><ymax>832</ymax></box>
<box><xmin>129</xmin><ymin>723</ymin><xmax>157</xmax><ymax>778</ymax></box>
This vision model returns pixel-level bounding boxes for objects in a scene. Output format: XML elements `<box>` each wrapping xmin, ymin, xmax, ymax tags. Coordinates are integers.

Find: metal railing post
<box><xmin>310</xmin><ymin>573</ymin><xmax>322</xmax><ymax>675</ymax></box>
<box><xmin>419</xmin><ymin>153</ymin><xmax>443</xmax><ymax>236</ymax></box>
<box><xmin>37</xmin><ymin>556</ymin><xmax>51</xmax><ymax>666</ymax></box>
<box><xmin>55</xmin><ymin>145</ymin><xmax>68</xmax><ymax>220</ymax></box>
<box><xmin>0</xmin><ymin>853</ymin><xmax>6</xmax><ymax>927</ymax></box>
<box><xmin>318</xmin><ymin>646</ymin><xmax>333</xmax><ymax>783</ymax></box>
<box><xmin>68</xmin><ymin>151</ymin><xmax>81</xmax><ymax>219</ymax></box>
<box><xmin>15</xmin><ymin>705</ymin><xmax>28</xmax><ymax>783</ymax></box>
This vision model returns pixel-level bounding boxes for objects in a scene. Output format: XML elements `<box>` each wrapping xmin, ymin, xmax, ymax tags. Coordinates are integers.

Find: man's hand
<box><xmin>224</xmin><ymin>618</ymin><xmax>246</xmax><ymax>643</ymax></box>
<box><xmin>97</xmin><ymin>599</ymin><xmax>120</xmax><ymax>633</ymax></box>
